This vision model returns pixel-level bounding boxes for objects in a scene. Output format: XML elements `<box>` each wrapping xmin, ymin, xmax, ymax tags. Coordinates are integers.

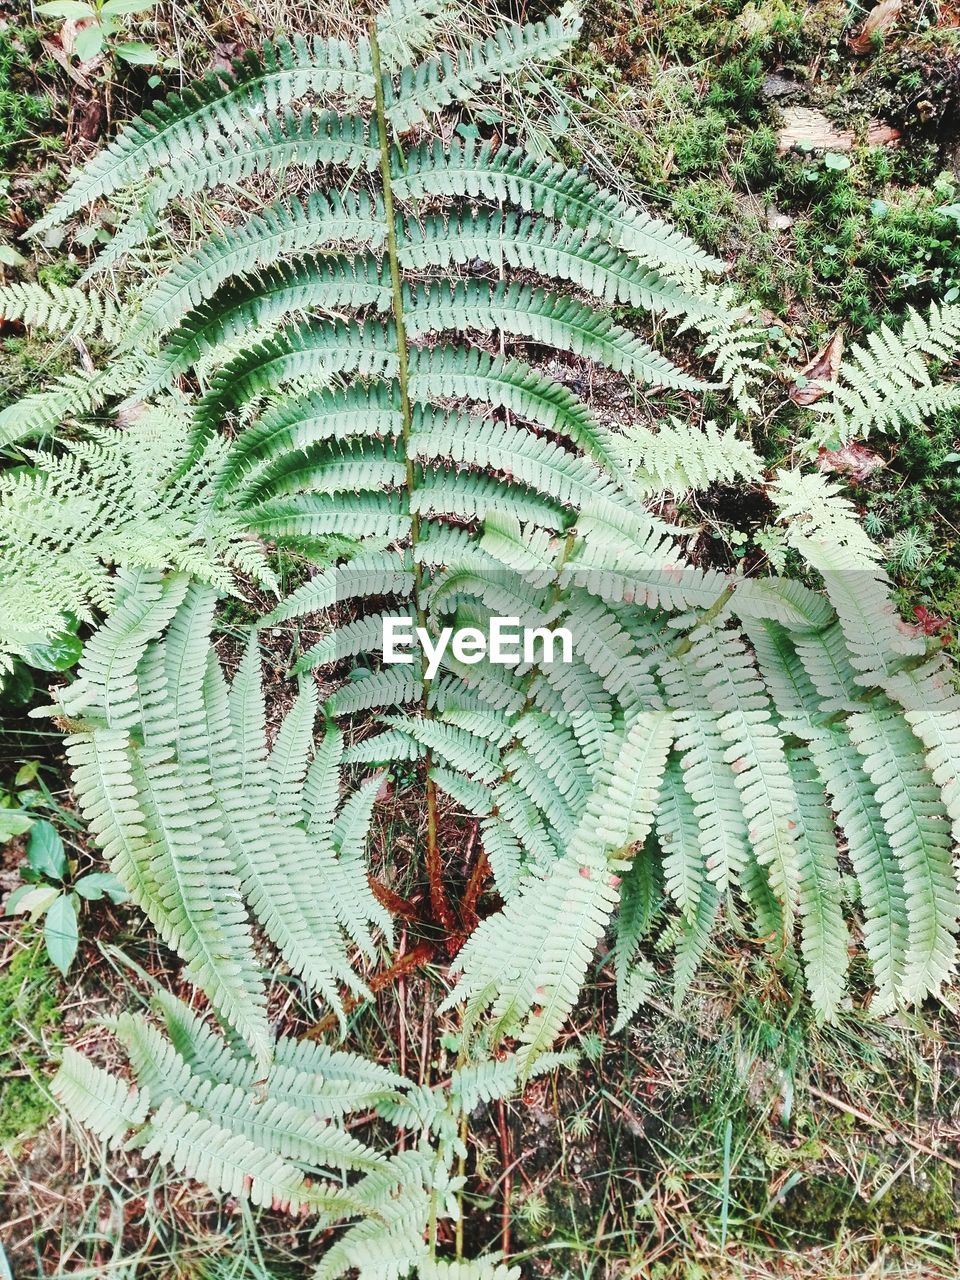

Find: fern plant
<box><xmin>6</xmin><ymin>0</ymin><xmax>960</xmax><ymax>1266</ymax></box>
<box><xmin>52</xmin><ymin>981</ymin><xmax>550</xmax><ymax>1277</ymax></box>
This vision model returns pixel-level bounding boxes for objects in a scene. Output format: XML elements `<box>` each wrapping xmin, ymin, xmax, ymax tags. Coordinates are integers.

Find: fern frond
<box><xmin>410</xmin><ymin>409</ymin><xmax>623</xmax><ymax>509</ymax></box>
<box><xmin>658</xmin><ymin>648</ymin><xmax>750</xmax><ymax>894</ymax></box>
<box><xmin>446</xmin><ymin>713</ymin><xmax>674</xmax><ymax>1070</ymax></box>
<box><xmin>884</xmin><ymin>657</ymin><xmax>960</xmax><ymax>849</ymax></box>
<box><xmin>680</xmin><ymin>284</ymin><xmax>768</xmax><ymax>415</ymax></box>
<box><xmin>0</xmin><ymin>282</ymin><xmax>127</xmax><ymax>341</ymax></box>
<box><xmin>770</xmin><ymin>469</ymin><xmax>926</xmax><ymax>683</ymax></box>
<box><xmin>419</xmin><ymin>1259</ymin><xmax>520</xmax><ymax>1280</ymax></box>
<box><xmin>846</xmin><ymin>703</ymin><xmax>958</xmax><ymax>1002</ymax></box>
<box><xmin>247</xmin><ymin>491</ymin><xmax>410</xmax><ymax>541</ymax></box>
<box><xmin>32</xmin><ymin>37</ymin><xmax>378</xmax><ymax>233</ymax></box>
<box><xmin>680</xmin><ymin>626</ymin><xmax>800</xmax><ymax>931</ymax></box>
<box><xmin>114</xmin><ymin>1012</ymin><xmax>385</xmax><ymax>1172</ymax></box>
<box><xmin>671</xmin><ymin>874</ymin><xmax>720</xmax><ymax>1007</ymax></box>
<box><xmin>784</xmin><ymin>747</ymin><xmax>849</xmax><ymax>1021</ymax></box>
<box><xmin>612</xmin><ymin>845</ymin><xmax>660</xmax><ymax>1031</ymax></box>
<box><xmin>133</xmin><ymin>1096</ymin><xmax>366</xmax><ymax>1215</ymax></box>
<box><xmin>262</xmin><ymin>549</ymin><xmax>410</xmax><ymax>627</ymax></box>
<box><xmin>53</xmin><ymin>1048</ymin><xmax>148</xmax><ymax>1144</ymax></box>
<box><xmin>207</xmin><ymin>648</ymin><xmax>372</xmax><ymax>1011</ymax></box>
<box><xmin>189</xmin><ymin>318</ymin><xmax>399</xmax><ymax>457</ymax></box>
<box><xmin>135</xmin><ymin>589</ymin><xmax>272</xmax><ymax>1061</ymax></box>
<box><xmin>623</xmin><ymin>417</ymin><xmax>763</xmax><ymax>495</ymax></box>
<box><xmin>85</xmin><ymin>110</ymin><xmax>379</xmax><ymax>276</ymax></box>
<box><xmin>657</xmin><ymin>757</ymin><xmax>705</xmax><ymax>920</ymax></box>
<box><xmin>399</xmin><ymin>211</ymin><xmax>713</xmax><ymax>314</ymax></box>
<box><xmin>217</xmin><ymin>382</ymin><xmax>402</xmax><ymax>498</ymax></box>
<box><xmin>794</xmin><ymin>623</ymin><xmax>956</xmax><ymax>1006</ymax></box>
<box><xmin>385</xmin><ymin>9</ymin><xmax>581</xmax><ymax>131</ymax></box>
<box><xmin>141</xmin><ymin>256</ymin><xmax>391</xmax><ymax>395</ymax></box>
<box><xmin>394</xmin><ymin>135</ymin><xmax>723</xmax><ymax>273</ymax></box>
<box><xmin>268</xmin><ymin>679</ymin><xmax>318</xmax><ymax>822</ymax></box>
<box><xmin>312</xmin><ymin>1153</ymin><xmax>432</xmax><ymax>1280</ymax></box>
<box><xmin>570</xmin><ymin>499</ymin><xmax>729</xmax><ymax>612</ymax></box>
<box><xmin>127</xmin><ymin>192</ymin><xmax>385</xmax><ymax>345</ymax></box>
<box><xmin>818</xmin><ymin>300</ymin><xmax>960</xmax><ymax>441</ymax></box>
<box><xmin>408</xmin><ymin>346</ymin><xmax>622</xmax><ymax>471</ymax></box>
<box><xmin>0</xmin><ymin>355</ymin><xmax>143</xmax><ymax>448</ymax></box>
<box><xmin>404</xmin><ymin>281</ymin><xmax>703</xmax><ymax>390</ymax></box>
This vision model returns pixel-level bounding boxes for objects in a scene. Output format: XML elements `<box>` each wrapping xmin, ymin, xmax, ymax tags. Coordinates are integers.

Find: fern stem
<box><xmin>516</xmin><ymin>525</ymin><xmax>578</xmax><ymax>718</ymax></box>
<box><xmin>454</xmin><ymin>1108</ymin><xmax>469</xmax><ymax>1259</ymax></box>
<box><xmin>668</xmin><ymin>582</ymin><xmax>736</xmax><ymax>657</ymax></box>
<box><xmin>369</xmin><ymin>19</ymin><xmax>453</xmax><ymax>942</ymax></box>
<box><xmin>368</xmin><ymin>22</ymin><xmax>423</xmax><ymax>633</ymax></box>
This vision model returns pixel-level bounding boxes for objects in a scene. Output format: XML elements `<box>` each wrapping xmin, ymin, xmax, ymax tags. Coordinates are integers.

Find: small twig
<box><xmin>454</xmin><ymin>1110</ymin><xmax>469</xmax><ymax>1259</ymax></box>
<box><xmin>808</xmin><ymin>1084</ymin><xmax>960</xmax><ymax>1172</ymax></box>
<box><xmin>424</xmin><ymin>768</ymin><xmax>457</xmax><ymax>946</ymax></box>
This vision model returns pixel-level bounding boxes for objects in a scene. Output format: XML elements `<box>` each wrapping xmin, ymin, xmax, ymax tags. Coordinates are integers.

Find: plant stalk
<box><xmin>369</xmin><ymin>20</ymin><xmax>453</xmax><ymax>940</ymax></box>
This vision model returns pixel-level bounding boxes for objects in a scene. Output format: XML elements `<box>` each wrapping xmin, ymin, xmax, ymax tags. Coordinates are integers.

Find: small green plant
<box><xmin>4</xmin><ymin>816</ymin><xmax>126</xmax><ymax>975</ymax></box>
<box><xmin>36</xmin><ymin>0</ymin><xmax>163</xmax><ymax>67</ymax></box>
<box><xmin>0</xmin><ymin>758</ymin><xmax>49</xmax><ymax>840</ymax></box>
<box><xmin>0</xmin><ymin>939</ymin><xmax>62</xmax><ymax>1146</ymax></box>
<box><xmin>888</xmin><ymin>525</ymin><xmax>934</xmax><ymax>574</ymax></box>
<box><xmin>0</xmin><ymin>25</ymin><xmax>51</xmax><ymax>173</ymax></box>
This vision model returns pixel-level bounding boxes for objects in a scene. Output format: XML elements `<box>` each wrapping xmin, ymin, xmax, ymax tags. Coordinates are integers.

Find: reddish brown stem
<box><xmin>367</xmin><ymin>874</ymin><xmax>420</xmax><ymax>922</ymax></box>
<box><xmin>424</xmin><ymin>768</ymin><xmax>457</xmax><ymax>948</ymax></box>
<box><xmin>459</xmin><ymin>841</ymin><xmax>490</xmax><ymax>938</ymax></box>
<box><xmin>498</xmin><ymin>1098</ymin><xmax>512</xmax><ymax>1259</ymax></box>
<box><xmin>302</xmin><ymin>942</ymin><xmax>435</xmax><ymax>1040</ymax></box>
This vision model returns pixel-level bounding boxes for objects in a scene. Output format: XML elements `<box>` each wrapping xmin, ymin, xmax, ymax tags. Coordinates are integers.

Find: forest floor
<box><xmin>2</xmin><ymin>0</ymin><xmax>960</xmax><ymax>1276</ymax></box>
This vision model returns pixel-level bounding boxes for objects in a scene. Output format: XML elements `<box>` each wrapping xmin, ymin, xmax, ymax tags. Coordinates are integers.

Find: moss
<box><xmin>670</xmin><ymin>179</ymin><xmax>738</xmax><ymax>250</ymax></box>
<box><xmin>37</xmin><ymin>260</ymin><xmax>83</xmax><ymax>288</ymax></box>
<box><xmin>0</xmin><ymin>938</ymin><xmax>62</xmax><ymax>1148</ymax></box>
<box><xmin>218</xmin><ymin>595</ymin><xmax>265</xmax><ymax>628</ymax></box>
<box><xmin>857</xmin><ymin>192</ymin><xmax>960</xmax><ymax>318</ymax></box>
<box><xmin>776</xmin><ymin>1162</ymin><xmax>958</xmax><ymax>1237</ymax></box>
<box><xmin>664</xmin><ymin>108</ymin><xmax>728</xmax><ymax>177</ymax></box>
<box><xmin>705</xmin><ymin>47</ymin><xmax>766</xmax><ymax>124</ymax></box>
<box><xmin>0</xmin><ymin>25</ymin><xmax>50</xmax><ymax>173</ymax></box>
<box><xmin>731</xmin><ymin>125</ymin><xmax>780</xmax><ymax>186</ymax></box>
<box><xmin>859</xmin><ymin>406</ymin><xmax>960</xmax><ymax>612</ymax></box>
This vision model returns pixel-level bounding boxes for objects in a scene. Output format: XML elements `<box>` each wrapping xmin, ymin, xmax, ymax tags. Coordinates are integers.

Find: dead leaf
<box><xmin>849</xmin><ymin>0</ymin><xmax>902</xmax><ymax>54</ymax></box>
<box><xmin>78</xmin><ymin>97</ymin><xmax>105</xmax><ymax>143</ymax></box>
<box><xmin>210</xmin><ymin>41</ymin><xmax>240</xmax><ymax>74</ymax></box>
<box><xmin>60</xmin><ymin>18</ymin><xmax>102</xmax><ymax>66</ymax></box>
<box><xmin>789</xmin><ymin>330</ymin><xmax>844</xmax><ymax>406</ymax></box>
<box><xmin>39</xmin><ymin>37</ymin><xmax>94</xmax><ymax>89</ymax></box>
<box><xmin>816</xmin><ymin>442</ymin><xmax>885</xmax><ymax>482</ymax></box>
